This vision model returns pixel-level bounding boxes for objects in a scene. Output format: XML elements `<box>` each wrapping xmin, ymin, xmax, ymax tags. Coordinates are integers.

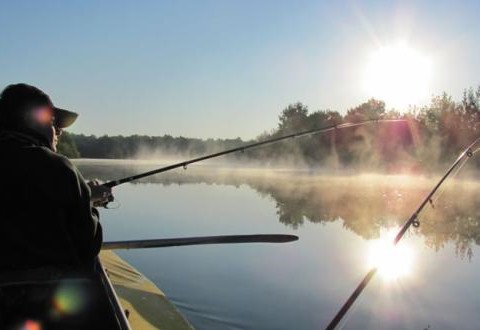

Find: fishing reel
<box><xmin>96</xmin><ymin>194</ymin><xmax>118</xmax><ymax>209</ymax></box>
<box><xmin>89</xmin><ymin>181</ymin><xmax>118</xmax><ymax>209</ymax></box>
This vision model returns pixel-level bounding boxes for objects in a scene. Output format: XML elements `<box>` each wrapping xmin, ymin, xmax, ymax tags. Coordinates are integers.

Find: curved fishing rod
<box><xmin>326</xmin><ymin>136</ymin><xmax>480</xmax><ymax>330</ymax></box>
<box><xmin>103</xmin><ymin>119</ymin><xmax>406</xmax><ymax>188</ymax></box>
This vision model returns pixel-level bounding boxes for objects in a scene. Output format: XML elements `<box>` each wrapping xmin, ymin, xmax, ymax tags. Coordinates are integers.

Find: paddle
<box><xmin>102</xmin><ymin>234</ymin><xmax>299</xmax><ymax>250</ymax></box>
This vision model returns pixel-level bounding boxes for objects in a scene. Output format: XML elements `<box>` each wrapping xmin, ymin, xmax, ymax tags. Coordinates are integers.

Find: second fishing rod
<box><xmin>325</xmin><ymin>136</ymin><xmax>480</xmax><ymax>330</ymax></box>
<box><xmin>101</xmin><ymin>118</ymin><xmax>407</xmax><ymax>190</ymax></box>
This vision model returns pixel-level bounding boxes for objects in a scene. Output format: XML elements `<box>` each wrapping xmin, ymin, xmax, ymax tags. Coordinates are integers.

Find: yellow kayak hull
<box><xmin>100</xmin><ymin>251</ymin><xmax>193</xmax><ymax>330</ymax></box>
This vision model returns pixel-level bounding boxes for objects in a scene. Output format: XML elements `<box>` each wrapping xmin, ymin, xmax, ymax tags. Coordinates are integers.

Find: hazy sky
<box><xmin>1</xmin><ymin>1</ymin><xmax>479</xmax><ymax>139</ymax></box>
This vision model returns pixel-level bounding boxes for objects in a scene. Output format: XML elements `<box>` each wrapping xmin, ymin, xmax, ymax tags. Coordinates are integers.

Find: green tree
<box><xmin>57</xmin><ymin>131</ymin><xmax>80</xmax><ymax>158</ymax></box>
<box><xmin>278</xmin><ymin>102</ymin><xmax>309</xmax><ymax>133</ymax></box>
<box><xmin>345</xmin><ymin>98</ymin><xmax>386</xmax><ymax>122</ymax></box>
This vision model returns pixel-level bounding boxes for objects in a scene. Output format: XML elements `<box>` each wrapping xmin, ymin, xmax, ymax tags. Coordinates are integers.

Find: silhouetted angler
<box><xmin>0</xmin><ymin>84</ymin><xmax>129</xmax><ymax>329</ymax></box>
<box><xmin>0</xmin><ymin>83</ymin><xmax>109</xmax><ymax>271</ymax></box>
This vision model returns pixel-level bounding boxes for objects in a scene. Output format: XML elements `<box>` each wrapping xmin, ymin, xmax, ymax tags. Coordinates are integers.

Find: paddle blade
<box><xmin>102</xmin><ymin>234</ymin><xmax>299</xmax><ymax>250</ymax></box>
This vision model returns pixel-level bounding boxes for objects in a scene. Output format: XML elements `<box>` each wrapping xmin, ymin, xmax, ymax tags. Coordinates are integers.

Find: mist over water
<box><xmin>76</xmin><ymin>160</ymin><xmax>480</xmax><ymax>329</ymax></box>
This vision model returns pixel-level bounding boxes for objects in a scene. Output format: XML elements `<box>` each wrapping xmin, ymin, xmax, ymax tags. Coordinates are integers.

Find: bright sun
<box><xmin>363</xmin><ymin>43</ymin><xmax>432</xmax><ymax>110</ymax></box>
<box><xmin>367</xmin><ymin>229</ymin><xmax>414</xmax><ymax>281</ymax></box>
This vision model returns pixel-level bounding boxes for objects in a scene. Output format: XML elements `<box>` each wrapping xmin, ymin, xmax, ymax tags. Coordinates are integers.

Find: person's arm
<box><xmin>74</xmin><ymin>168</ymin><xmax>103</xmax><ymax>262</ymax></box>
<box><xmin>54</xmin><ymin>155</ymin><xmax>103</xmax><ymax>265</ymax></box>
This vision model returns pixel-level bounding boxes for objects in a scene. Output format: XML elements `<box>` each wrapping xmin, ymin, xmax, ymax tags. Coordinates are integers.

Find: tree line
<box><xmin>58</xmin><ymin>86</ymin><xmax>480</xmax><ymax>172</ymax></box>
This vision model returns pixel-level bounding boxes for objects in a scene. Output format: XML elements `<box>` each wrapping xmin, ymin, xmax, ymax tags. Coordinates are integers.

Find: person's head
<box><xmin>0</xmin><ymin>83</ymin><xmax>78</xmax><ymax>151</ymax></box>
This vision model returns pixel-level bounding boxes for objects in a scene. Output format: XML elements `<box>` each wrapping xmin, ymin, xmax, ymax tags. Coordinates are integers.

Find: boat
<box><xmin>0</xmin><ymin>251</ymin><xmax>192</xmax><ymax>330</ymax></box>
<box><xmin>99</xmin><ymin>250</ymin><xmax>193</xmax><ymax>330</ymax></box>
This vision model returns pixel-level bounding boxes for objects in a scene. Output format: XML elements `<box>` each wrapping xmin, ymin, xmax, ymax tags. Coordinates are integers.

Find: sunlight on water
<box><xmin>367</xmin><ymin>229</ymin><xmax>414</xmax><ymax>281</ymax></box>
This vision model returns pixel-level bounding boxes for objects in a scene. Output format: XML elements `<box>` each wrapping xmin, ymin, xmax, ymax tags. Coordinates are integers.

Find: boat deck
<box><xmin>100</xmin><ymin>251</ymin><xmax>193</xmax><ymax>330</ymax></box>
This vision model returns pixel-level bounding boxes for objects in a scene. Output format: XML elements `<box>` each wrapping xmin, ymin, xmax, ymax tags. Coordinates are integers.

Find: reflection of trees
<box><xmin>420</xmin><ymin>194</ymin><xmax>480</xmax><ymax>260</ymax></box>
<box><xmin>276</xmin><ymin>198</ymin><xmax>307</xmax><ymax>229</ymax></box>
<box><xmin>76</xmin><ymin>162</ymin><xmax>480</xmax><ymax>259</ymax></box>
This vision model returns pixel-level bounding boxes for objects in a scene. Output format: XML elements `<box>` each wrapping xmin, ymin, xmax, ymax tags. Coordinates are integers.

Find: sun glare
<box><xmin>364</xmin><ymin>43</ymin><xmax>432</xmax><ymax>110</ymax></box>
<box><xmin>367</xmin><ymin>229</ymin><xmax>414</xmax><ymax>281</ymax></box>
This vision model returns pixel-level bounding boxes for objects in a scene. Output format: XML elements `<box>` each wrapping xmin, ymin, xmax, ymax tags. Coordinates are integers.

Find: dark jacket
<box><xmin>0</xmin><ymin>130</ymin><xmax>102</xmax><ymax>271</ymax></box>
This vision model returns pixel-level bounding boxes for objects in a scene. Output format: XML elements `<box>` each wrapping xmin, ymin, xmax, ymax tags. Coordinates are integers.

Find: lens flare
<box><xmin>52</xmin><ymin>283</ymin><xmax>87</xmax><ymax>316</ymax></box>
<box><xmin>367</xmin><ymin>229</ymin><xmax>414</xmax><ymax>281</ymax></box>
<box><xmin>33</xmin><ymin>107</ymin><xmax>54</xmax><ymax>125</ymax></box>
<box><xmin>18</xmin><ymin>320</ymin><xmax>41</xmax><ymax>330</ymax></box>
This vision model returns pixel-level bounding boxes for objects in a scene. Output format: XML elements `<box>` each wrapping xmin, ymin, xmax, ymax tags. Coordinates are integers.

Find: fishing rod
<box><xmin>102</xmin><ymin>119</ymin><xmax>407</xmax><ymax>189</ymax></box>
<box><xmin>326</xmin><ymin>136</ymin><xmax>480</xmax><ymax>330</ymax></box>
<box><xmin>102</xmin><ymin>234</ymin><xmax>298</xmax><ymax>250</ymax></box>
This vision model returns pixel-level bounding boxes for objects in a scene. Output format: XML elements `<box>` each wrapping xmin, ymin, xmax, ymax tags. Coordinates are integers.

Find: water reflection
<box><xmin>74</xmin><ymin>160</ymin><xmax>480</xmax><ymax>329</ymax></box>
<box><xmin>76</xmin><ymin>160</ymin><xmax>480</xmax><ymax>260</ymax></box>
<box><xmin>367</xmin><ymin>228</ymin><xmax>415</xmax><ymax>281</ymax></box>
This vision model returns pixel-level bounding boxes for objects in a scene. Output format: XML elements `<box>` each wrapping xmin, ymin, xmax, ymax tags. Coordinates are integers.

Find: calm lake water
<box><xmin>76</xmin><ymin>159</ymin><xmax>480</xmax><ymax>330</ymax></box>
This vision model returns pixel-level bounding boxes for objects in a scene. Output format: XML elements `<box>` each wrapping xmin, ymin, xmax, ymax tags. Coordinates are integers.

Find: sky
<box><xmin>1</xmin><ymin>1</ymin><xmax>479</xmax><ymax>139</ymax></box>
